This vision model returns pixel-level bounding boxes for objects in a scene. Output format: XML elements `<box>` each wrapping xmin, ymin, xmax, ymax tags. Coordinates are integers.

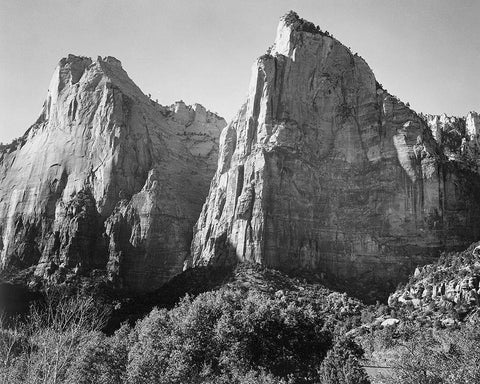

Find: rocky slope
<box><xmin>386</xmin><ymin>241</ymin><xmax>480</xmax><ymax>326</ymax></box>
<box><xmin>0</xmin><ymin>55</ymin><xmax>225</xmax><ymax>291</ymax></box>
<box><xmin>189</xmin><ymin>12</ymin><xmax>480</xmax><ymax>297</ymax></box>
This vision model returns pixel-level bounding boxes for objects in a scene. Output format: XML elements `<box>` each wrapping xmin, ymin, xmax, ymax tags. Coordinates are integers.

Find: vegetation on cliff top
<box><xmin>282</xmin><ymin>11</ymin><xmax>331</xmax><ymax>36</ymax></box>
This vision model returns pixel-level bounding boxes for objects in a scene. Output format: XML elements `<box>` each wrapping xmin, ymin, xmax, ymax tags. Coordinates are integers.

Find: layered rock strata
<box><xmin>0</xmin><ymin>55</ymin><xmax>225</xmax><ymax>291</ymax></box>
<box><xmin>189</xmin><ymin>12</ymin><xmax>480</xmax><ymax>294</ymax></box>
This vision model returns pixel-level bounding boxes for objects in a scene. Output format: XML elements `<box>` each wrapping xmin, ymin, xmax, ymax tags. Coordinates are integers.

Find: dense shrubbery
<box><xmin>0</xmin><ymin>275</ymin><xmax>370</xmax><ymax>384</ymax></box>
<box><xmin>5</xmin><ymin>263</ymin><xmax>479</xmax><ymax>384</ymax></box>
<box><xmin>318</xmin><ymin>338</ymin><xmax>370</xmax><ymax>384</ymax></box>
<box><xmin>127</xmin><ymin>290</ymin><xmax>332</xmax><ymax>383</ymax></box>
<box><xmin>5</xmin><ymin>262</ymin><xmax>479</xmax><ymax>383</ymax></box>
<box><xmin>364</xmin><ymin>320</ymin><xmax>480</xmax><ymax>384</ymax></box>
<box><xmin>0</xmin><ymin>291</ymin><xmax>110</xmax><ymax>383</ymax></box>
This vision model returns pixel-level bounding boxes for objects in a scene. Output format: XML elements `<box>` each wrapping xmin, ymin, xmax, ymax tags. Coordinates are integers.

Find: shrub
<box><xmin>382</xmin><ymin>322</ymin><xmax>480</xmax><ymax>384</ymax></box>
<box><xmin>65</xmin><ymin>323</ymin><xmax>131</xmax><ymax>384</ymax></box>
<box><xmin>0</xmin><ymin>291</ymin><xmax>109</xmax><ymax>384</ymax></box>
<box><xmin>127</xmin><ymin>290</ymin><xmax>333</xmax><ymax>383</ymax></box>
<box><xmin>318</xmin><ymin>338</ymin><xmax>370</xmax><ymax>384</ymax></box>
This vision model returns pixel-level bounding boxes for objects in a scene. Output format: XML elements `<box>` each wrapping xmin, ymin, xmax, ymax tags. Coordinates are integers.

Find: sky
<box><xmin>0</xmin><ymin>0</ymin><xmax>479</xmax><ymax>143</ymax></box>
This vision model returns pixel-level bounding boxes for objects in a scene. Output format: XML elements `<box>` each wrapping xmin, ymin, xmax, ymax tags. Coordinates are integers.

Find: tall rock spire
<box><xmin>188</xmin><ymin>12</ymin><xmax>480</xmax><ymax>298</ymax></box>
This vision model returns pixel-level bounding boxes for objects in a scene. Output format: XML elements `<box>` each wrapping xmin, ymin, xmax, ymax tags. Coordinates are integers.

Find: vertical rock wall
<box><xmin>189</xmin><ymin>13</ymin><xmax>480</xmax><ymax>295</ymax></box>
<box><xmin>0</xmin><ymin>55</ymin><xmax>226</xmax><ymax>291</ymax></box>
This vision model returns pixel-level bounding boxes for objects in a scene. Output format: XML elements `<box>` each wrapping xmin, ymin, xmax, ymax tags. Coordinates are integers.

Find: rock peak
<box><xmin>271</xmin><ymin>12</ymin><xmax>332</xmax><ymax>58</ymax></box>
<box><xmin>0</xmin><ymin>54</ymin><xmax>226</xmax><ymax>292</ymax></box>
<box><xmin>190</xmin><ymin>12</ymin><xmax>480</xmax><ymax>300</ymax></box>
<box><xmin>61</xmin><ymin>54</ymin><xmax>92</xmax><ymax>66</ymax></box>
<box><xmin>279</xmin><ymin>11</ymin><xmax>326</xmax><ymax>35</ymax></box>
<box><xmin>58</xmin><ymin>54</ymin><xmax>123</xmax><ymax>69</ymax></box>
<box><xmin>39</xmin><ymin>54</ymin><xmax>147</xmax><ymax>124</ymax></box>
<box><xmin>97</xmin><ymin>55</ymin><xmax>122</xmax><ymax>68</ymax></box>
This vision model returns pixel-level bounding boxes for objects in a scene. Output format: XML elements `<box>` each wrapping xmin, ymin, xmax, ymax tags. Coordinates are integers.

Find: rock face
<box><xmin>424</xmin><ymin>112</ymin><xmax>480</xmax><ymax>158</ymax></box>
<box><xmin>0</xmin><ymin>55</ymin><xmax>225</xmax><ymax>291</ymax></box>
<box><xmin>189</xmin><ymin>12</ymin><xmax>480</xmax><ymax>296</ymax></box>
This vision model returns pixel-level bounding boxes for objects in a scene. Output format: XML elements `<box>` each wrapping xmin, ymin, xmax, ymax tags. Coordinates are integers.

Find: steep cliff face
<box><xmin>189</xmin><ymin>12</ymin><xmax>480</xmax><ymax>295</ymax></box>
<box><xmin>0</xmin><ymin>55</ymin><xmax>225</xmax><ymax>291</ymax></box>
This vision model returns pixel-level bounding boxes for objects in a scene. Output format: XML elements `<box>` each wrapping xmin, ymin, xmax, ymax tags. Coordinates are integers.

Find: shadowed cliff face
<box><xmin>189</xmin><ymin>12</ymin><xmax>480</xmax><ymax>296</ymax></box>
<box><xmin>0</xmin><ymin>55</ymin><xmax>226</xmax><ymax>291</ymax></box>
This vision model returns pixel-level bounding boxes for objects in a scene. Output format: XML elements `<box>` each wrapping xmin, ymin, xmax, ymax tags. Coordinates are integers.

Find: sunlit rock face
<box><xmin>189</xmin><ymin>12</ymin><xmax>480</xmax><ymax>296</ymax></box>
<box><xmin>424</xmin><ymin>112</ymin><xmax>480</xmax><ymax>153</ymax></box>
<box><xmin>0</xmin><ymin>55</ymin><xmax>225</xmax><ymax>291</ymax></box>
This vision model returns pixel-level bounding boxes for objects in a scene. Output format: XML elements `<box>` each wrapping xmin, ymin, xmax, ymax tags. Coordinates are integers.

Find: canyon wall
<box><xmin>189</xmin><ymin>12</ymin><xmax>480</xmax><ymax>295</ymax></box>
<box><xmin>1</xmin><ymin>13</ymin><xmax>479</xmax><ymax>297</ymax></box>
<box><xmin>0</xmin><ymin>55</ymin><xmax>225</xmax><ymax>291</ymax></box>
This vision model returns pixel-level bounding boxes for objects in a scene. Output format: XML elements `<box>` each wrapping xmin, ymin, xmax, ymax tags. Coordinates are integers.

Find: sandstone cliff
<box><xmin>0</xmin><ymin>55</ymin><xmax>225</xmax><ymax>291</ymax></box>
<box><xmin>189</xmin><ymin>12</ymin><xmax>480</xmax><ymax>296</ymax></box>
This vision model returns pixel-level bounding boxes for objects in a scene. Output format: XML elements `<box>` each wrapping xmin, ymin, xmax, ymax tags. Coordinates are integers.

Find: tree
<box><xmin>0</xmin><ymin>290</ymin><xmax>109</xmax><ymax>384</ymax></box>
<box><xmin>127</xmin><ymin>289</ymin><xmax>333</xmax><ymax>383</ymax></box>
<box><xmin>385</xmin><ymin>322</ymin><xmax>480</xmax><ymax>384</ymax></box>
<box><xmin>318</xmin><ymin>338</ymin><xmax>370</xmax><ymax>384</ymax></box>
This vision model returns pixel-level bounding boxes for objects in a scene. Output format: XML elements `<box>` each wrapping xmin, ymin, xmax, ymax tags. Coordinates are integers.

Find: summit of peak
<box><xmin>56</xmin><ymin>55</ymin><xmax>93</xmax><ymax>84</ymax></box>
<box><xmin>59</xmin><ymin>54</ymin><xmax>122</xmax><ymax>67</ymax></box>
<box><xmin>97</xmin><ymin>55</ymin><xmax>123</xmax><ymax>68</ymax></box>
<box><xmin>39</xmin><ymin>54</ymin><xmax>143</xmax><ymax>123</ymax></box>
<box><xmin>55</xmin><ymin>55</ymin><xmax>124</xmax><ymax>79</ymax></box>
<box><xmin>279</xmin><ymin>11</ymin><xmax>325</xmax><ymax>35</ymax></box>
<box><xmin>270</xmin><ymin>12</ymin><xmax>333</xmax><ymax>57</ymax></box>
<box><xmin>61</xmin><ymin>54</ymin><xmax>92</xmax><ymax>66</ymax></box>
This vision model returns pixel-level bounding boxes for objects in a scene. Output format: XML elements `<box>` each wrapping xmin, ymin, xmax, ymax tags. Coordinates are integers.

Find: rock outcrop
<box><xmin>387</xmin><ymin>242</ymin><xmax>480</xmax><ymax>326</ymax></box>
<box><xmin>424</xmin><ymin>112</ymin><xmax>480</xmax><ymax>161</ymax></box>
<box><xmin>0</xmin><ymin>55</ymin><xmax>226</xmax><ymax>291</ymax></box>
<box><xmin>189</xmin><ymin>12</ymin><xmax>480</xmax><ymax>296</ymax></box>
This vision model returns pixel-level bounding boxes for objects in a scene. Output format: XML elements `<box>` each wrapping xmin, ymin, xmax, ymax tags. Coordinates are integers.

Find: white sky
<box><xmin>0</xmin><ymin>0</ymin><xmax>479</xmax><ymax>143</ymax></box>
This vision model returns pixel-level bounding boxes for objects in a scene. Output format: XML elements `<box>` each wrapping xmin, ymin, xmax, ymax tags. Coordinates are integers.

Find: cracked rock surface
<box><xmin>189</xmin><ymin>12</ymin><xmax>480</xmax><ymax>296</ymax></box>
<box><xmin>0</xmin><ymin>55</ymin><xmax>225</xmax><ymax>291</ymax></box>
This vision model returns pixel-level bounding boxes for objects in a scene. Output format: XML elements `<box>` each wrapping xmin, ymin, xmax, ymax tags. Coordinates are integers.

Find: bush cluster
<box><xmin>365</xmin><ymin>321</ymin><xmax>480</xmax><ymax>384</ymax></box>
<box><xmin>1</xmin><ymin>284</ymin><xmax>369</xmax><ymax>384</ymax></box>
